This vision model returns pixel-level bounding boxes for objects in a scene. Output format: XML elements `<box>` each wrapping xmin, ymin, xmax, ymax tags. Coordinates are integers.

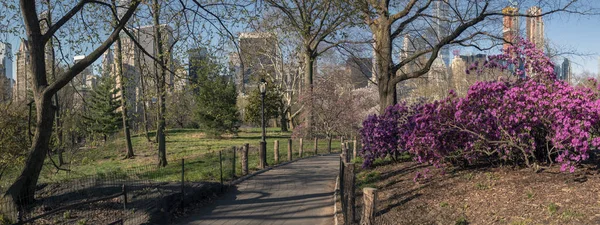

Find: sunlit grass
<box><xmin>1</xmin><ymin>127</ymin><xmax>347</xmax><ymax>190</ymax></box>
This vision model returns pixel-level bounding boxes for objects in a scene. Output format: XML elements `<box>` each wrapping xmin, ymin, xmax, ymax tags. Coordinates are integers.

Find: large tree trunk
<box><xmin>138</xmin><ymin>54</ymin><xmax>152</xmax><ymax>143</ymax></box>
<box><xmin>154</xmin><ymin>0</ymin><xmax>167</xmax><ymax>167</ymax></box>
<box><xmin>280</xmin><ymin>109</ymin><xmax>288</xmax><ymax>132</ymax></box>
<box><xmin>303</xmin><ymin>49</ymin><xmax>315</xmax><ymax>137</ymax></box>
<box><xmin>5</xmin><ymin>94</ymin><xmax>54</xmax><ymax>204</ymax></box>
<box><xmin>4</xmin><ymin>4</ymin><xmax>53</xmax><ymax>202</ymax></box>
<box><xmin>372</xmin><ymin>15</ymin><xmax>396</xmax><ymax>113</ymax></box>
<box><xmin>116</xmin><ymin>37</ymin><xmax>134</xmax><ymax>158</ymax></box>
<box><xmin>157</xmin><ymin>82</ymin><xmax>167</xmax><ymax>167</ymax></box>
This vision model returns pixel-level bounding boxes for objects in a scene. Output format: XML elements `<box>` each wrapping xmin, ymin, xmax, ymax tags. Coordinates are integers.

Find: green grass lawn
<box><xmin>1</xmin><ymin>128</ymin><xmax>349</xmax><ymax>191</ymax></box>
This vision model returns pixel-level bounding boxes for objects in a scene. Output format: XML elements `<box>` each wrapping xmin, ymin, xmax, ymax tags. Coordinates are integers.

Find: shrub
<box><xmin>360</xmin><ymin>38</ymin><xmax>600</xmax><ymax>174</ymax></box>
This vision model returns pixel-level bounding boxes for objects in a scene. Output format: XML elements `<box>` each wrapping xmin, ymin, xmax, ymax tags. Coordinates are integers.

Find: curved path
<box><xmin>178</xmin><ymin>154</ymin><xmax>339</xmax><ymax>225</ymax></box>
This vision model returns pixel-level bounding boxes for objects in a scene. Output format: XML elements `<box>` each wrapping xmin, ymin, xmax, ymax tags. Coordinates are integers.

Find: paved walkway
<box><xmin>178</xmin><ymin>154</ymin><xmax>339</xmax><ymax>225</ymax></box>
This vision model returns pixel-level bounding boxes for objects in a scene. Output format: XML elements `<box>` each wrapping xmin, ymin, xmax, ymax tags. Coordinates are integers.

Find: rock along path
<box><xmin>178</xmin><ymin>154</ymin><xmax>339</xmax><ymax>225</ymax></box>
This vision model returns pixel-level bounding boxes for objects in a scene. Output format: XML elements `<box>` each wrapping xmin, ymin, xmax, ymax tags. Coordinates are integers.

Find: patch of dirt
<box><xmin>8</xmin><ymin>179</ymin><xmax>223</xmax><ymax>225</ymax></box>
<box><xmin>367</xmin><ymin>161</ymin><xmax>600</xmax><ymax>225</ymax></box>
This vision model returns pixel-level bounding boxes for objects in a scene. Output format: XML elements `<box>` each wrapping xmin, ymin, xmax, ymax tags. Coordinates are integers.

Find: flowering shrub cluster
<box><xmin>360</xmin><ymin>38</ymin><xmax>600</xmax><ymax>173</ymax></box>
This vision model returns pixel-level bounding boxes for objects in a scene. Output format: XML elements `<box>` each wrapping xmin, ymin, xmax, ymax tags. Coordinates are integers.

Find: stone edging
<box><xmin>229</xmin><ymin>153</ymin><xmax>331</xmax><ymax>186</ymax></box>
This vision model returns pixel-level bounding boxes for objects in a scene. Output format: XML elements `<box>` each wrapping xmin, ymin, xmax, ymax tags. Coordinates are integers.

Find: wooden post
<box><xmin>274</xmin><ymin>140</ymin><xmax>279</xmax><ymax>164</ymax></box>
<box><xmin>181</xmin><ymin>158</ymin><xmax>184</xmax><ymax>209</ymax></box>
<box><xmin>346</xmin><ymin>143</ymin><xmax>352</xmax><ymax>163</ymax></box>
<box><xmin>232</xmin><ymin>147</ymin><xmax>236</xmax><ymax>178</ymax></box>
<box><xmin>299</xmin><ymin>138</ymin><xmax>304</xmax><ymax>158</ymax></box>
<box><xmin>360</xmin><ymin>188</ymin><xmax>378</xmax><ymax>225</ymax></box>
<box><xmin>343</xmin><ymin>163</ymin><xmax>356</xmax><ymax>224</ymax></box>
<box><xmin>328</xmin><ymin>136</ymin><xmax>332</xmax><ymax>154</ymax></box>
<box><xmin>314</xmin><ymin>137</ymin><xmax>318</xmax><ymax>155</ymax></box>
<box><xmin>219</xmin><ymin>151</ymin><xmax>223</xmax><ymax>190</ymax></box>
<box><xmin>242</xmin><ymin>144</ymin><xmax>249</xmax><ymax>175</ymax></box>
<box><xmin>353</xmin><ymin>139</ymin><xmax>357</xmax><ymax>160</ymax></box>
<box><xmin>340</xmin><ymin>137</ymin><xmax>344</xmax><ymax>152</ymax></box>
<box><xmin>287</xmin><ymin>139</ymin><xmax>293</xmax><ymax>161</ymax></box>
<box><xmin>122</xmin><ymin>185</ymin><xmax>128</xmax><ymax>210</ymax></box>
<box><xmin>259</xmin><ymin>141</ymin><xmax>266</xmax><ymax>169</ymax></box>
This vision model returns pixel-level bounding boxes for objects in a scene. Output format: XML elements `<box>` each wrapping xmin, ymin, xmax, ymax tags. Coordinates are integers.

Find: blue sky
<box><xmin>545</xmin><ymin>11</ymin><xmax>600</xmax><ymax>74</ymax></box>
<box><xmin>3</xmin><ymin>2</ymin><xmax>600</xmax><ymax>79</ymax></box>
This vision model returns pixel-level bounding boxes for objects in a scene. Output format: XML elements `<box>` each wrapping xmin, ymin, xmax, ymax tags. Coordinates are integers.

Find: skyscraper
<box><xmin>121</xmin><ymin>24</ymin><xmax>175</xmax><ymax>90</ymax></box>
<box><xmin>73</xmin><ymin>55</ymin><xmax>93</xmax><ymax>88</ymax></box>
<box><xmin>13</xmin><ymin>39</ymin><xmax>32</xmax><ymax>102</ymax></box>
<box><xmin>188</xmin><ymin>46</ymin><xmax>209</xmax><ymax>90</ymax></box>
<box><xmin>433</xmin><ymin>0</ymin><xmax>451</xmax><ymax>66</ymax></box>
<box><xmin>0</xmin><ymin>42</ymin><xmax>12</xmax><ymax>102</ymax></box>
<box><xmin>101</xmin><ymin>24</ymin><xmax>175</xmax><ymax>120</ymax></box>
<box><xmin>401</xmin><ymin>34</ymin><xmax>428</xmax><ymax>72</ymax></box>
<box><xmin>345</xmin><ymin>57</ymin><xmax>373</xmax><ymax>89</ymax></box>
<box><xmin>502</xmin><ymin>6</ymin><xmax>520</xmax><ymax>51</ymax></box>
<box><xmin>560</xmin><ymin>58</ymin><xmax>571</xmax><ymax>83</ymax></box>
<box><xmin>554</xmin><ymin>63</ymin><xmax>562</xmax><ymax>80</ymax></box>
<box><xmin>526</xmin><ymin>6</ymin><xmax>544</xmax><ymax>49</ymax></box>
<box><xmin>237</xmin><ymin>32</ymin><xmax>279</xmax><ymax>94</ymax></box>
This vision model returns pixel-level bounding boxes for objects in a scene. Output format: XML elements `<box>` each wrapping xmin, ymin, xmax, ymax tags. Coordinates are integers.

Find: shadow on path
<box><xmin>177</xmin><ymin>154</ymin><xmax>340</xmax><ymax>225</ymax></box>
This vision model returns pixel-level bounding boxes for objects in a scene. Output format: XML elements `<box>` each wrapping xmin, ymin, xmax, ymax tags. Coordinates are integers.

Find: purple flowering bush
<box><xmin>360</xmin><ymin>38</ymin><xmax>600</xmax><ymax>173</ymax></box>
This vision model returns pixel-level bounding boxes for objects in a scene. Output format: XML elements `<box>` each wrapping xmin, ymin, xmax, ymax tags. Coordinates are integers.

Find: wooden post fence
<box><xmin>299</xmin><ymin>138</ymin><xmax>304</xmax><ymax>158</ymax></box>
<box><xmin>287</xmin><ymin>139</ymin><xmax>293</xmax><ymax>161</ymax></box>
<box><xmin>360</xmin><ymin>188</ymin><xmax>378</xmax><ymax>225</ymax></box>
<box><xmin>339</xmin><ymin>154</ymin><xmax>356</xmax><ymax>225</ymax></box>
<box><xmin>242</xmin><ymin>143</ymin><xmax>249</xmax><ymax>175</ymax></box>
<box><xmin>232</xmin><ymin>147</ymin><xmax>236</xmax><ymax>178</ymax></box>
<box><xmin>219</xmin><ymin>151</ymin><xmax>223</xmax><ymax>190</ymax></box>
<box><xmin>314</xmin><ymin>137</ymin><xmax>318</xmax><ymax>155</ymax></box>
<box><xmin>274</xmin><ymin>140</ymin><xmax>279</xmax><ymax>164</ymax></box>
<box><xmin>181</xmin><ymin>158</ymin><xmax>185</xmax><ymax>209</ymax></box>
<box><xmin>353</xmin><ymin>139</ymin><xmax>357</xmax><ymax>160</ymax></box>
<box><xmin>328</xmin><ymin>136</ymin><xmax>332</xmax><ymax>154</ymax></box>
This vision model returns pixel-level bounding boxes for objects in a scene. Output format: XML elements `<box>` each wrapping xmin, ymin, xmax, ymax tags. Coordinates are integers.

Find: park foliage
<box><xmin>83</xmin><ymin>75</ymin><xmax>122</xmax><ymax>142</ymax></box>
<box><xmin>360</xmin><ymin>38</ymin><xmax>600</xmax><ymax>176</ymax></box>
<box><xmin>194</xmin><ymin>62</ymin><xmax>240</xmax><ymax>136</ymax></box>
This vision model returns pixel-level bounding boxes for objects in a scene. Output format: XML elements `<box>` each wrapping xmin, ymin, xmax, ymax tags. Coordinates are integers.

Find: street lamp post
<box><xmin>259</xmin><ymin>79</ymin><xmax>268</xmax><ymax>169</ymax></box>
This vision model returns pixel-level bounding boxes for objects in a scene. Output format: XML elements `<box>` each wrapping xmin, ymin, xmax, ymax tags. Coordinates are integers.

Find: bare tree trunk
<box><xmin>303</xmin><ymin>49</ymin><xmax>314</xmax><ymax>137</ymax></box>
<box><xmin>372</xmin><ymin>16</ymin><xmax>396</xmax><ymax>113</ymax></box>
<box><xmin>115</xmin><ymin>37</ymin><xmax>134</xmax><ymax>158</ymax></box>
<box><xmin>5</xmin><ymin>95</ymin><xmax>54</xmax><ymax>204</ymax></box>
<box><xmin>140</xmin><ymin>76</ymin><xmax>151</xmax><ymax>142</ymax></box>
<box><xmin>280</xmin><ymin>108</ymin><xmax>288</xmax><ymax>132</ymax></box>
<box><xmin>134</xmin><ymin>32</ymin><xmax>152</xmax><ymax>143</ymax></box>
<box><xmin>287</xmin><ymin>110</ymin><xmax>295</xmax><ymax>130</ymax></box>
<box><xmin>46</xmin><ymin>3</ymin><xmax>64</xmax><ymax>166</ymax></box>
<box><xmin>154</xmin><ymin>0</ymin><xmax>167</xmax><ymax>167</ymax></box>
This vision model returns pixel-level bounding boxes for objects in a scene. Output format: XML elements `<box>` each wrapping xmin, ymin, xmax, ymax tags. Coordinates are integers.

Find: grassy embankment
<box><xmin>1</xmin><ymin>128</ymin><xmax>344</xmax><ymax>191</ymax></box>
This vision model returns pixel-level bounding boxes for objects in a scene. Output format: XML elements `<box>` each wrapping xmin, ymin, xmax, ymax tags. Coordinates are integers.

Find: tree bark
<box><xmin>372</xmin><ymin>13</ymin><xmax>397</xmax><ymax>113</ymax></box>
<box><xmin>154</xmin><ymin>0</ymin><xmax>167</xmax><ymax>167</ymax></box>
<box><xmin>280</xmin><ymin>108</ymin><xmax>288</xmax><ymax>132</ymax></box>
<box><xmin>4</xmin><ymin>1</ymin><xmax>54</xmax><ymax>203</ymax></box>
<box><xmin>303</xmin><ymin>49</ymin><xmax>315</xmax><ymax>137</ymax></box>
<box><xmin>5</xmin><ymin>94</ymin><xmax>54</xmax><ymax>204</ymax></box>
<box><xmin>139</xmin><ymin>59</ymin><xmax>151</xmax><ymax>142</ymax></box>
<box><xmin>115</xmin><ymin>37</ymin><xmax>134</xmax><ymax>158</ymax></box>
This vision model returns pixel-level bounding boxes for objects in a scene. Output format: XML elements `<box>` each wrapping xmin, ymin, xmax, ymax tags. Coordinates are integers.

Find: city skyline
<box><xmin>2</xmin><ymin>2</ymin><xmax>600</xmax><ymax>82</ymax></box>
